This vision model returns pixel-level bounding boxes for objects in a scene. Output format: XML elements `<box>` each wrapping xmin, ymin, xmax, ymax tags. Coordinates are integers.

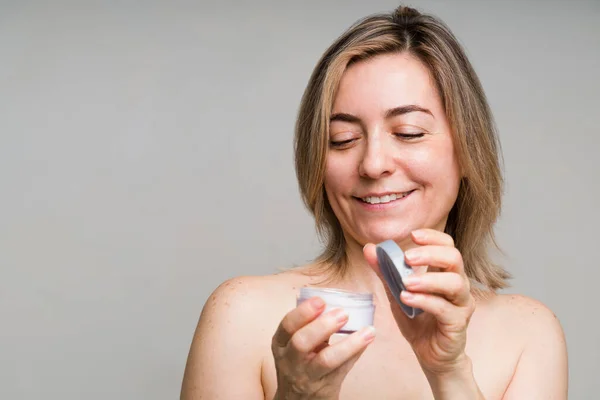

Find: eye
<box><xmin>329</xmin><ymin>131</ymin><xmax>360</xmax><ymax>149</ymax></box>
<box><xmin>329</xmin><ymin>138</ymin><xmax>357</xmax><ymax>149</ymax></box>
<box><xmin>393</xmin><ymin>132</ymin><xmax>426</xmax><ymax>140</ymax></box>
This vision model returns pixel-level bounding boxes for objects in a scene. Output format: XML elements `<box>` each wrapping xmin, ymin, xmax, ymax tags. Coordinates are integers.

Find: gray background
<box><xmin>1</xmin><ymin>0</ymin><xmax>598</xmax><ymax>399</ymax></box>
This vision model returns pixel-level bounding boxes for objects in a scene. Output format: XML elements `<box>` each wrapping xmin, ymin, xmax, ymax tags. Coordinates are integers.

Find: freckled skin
<box><xmin>183</xmin><ymin>270</ymin><xmax>566</xmax><ymax>399</ymax></box>
<box><xmin>181</xmin><ymin>53</ymin><xmax>568</xmax><ymax>400</ymax></box>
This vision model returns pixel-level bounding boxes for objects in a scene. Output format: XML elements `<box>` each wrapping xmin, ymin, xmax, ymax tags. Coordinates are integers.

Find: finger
<box><xmin>411</xmin><ymin>229</ymin><xmax>455</xmax><ymax>247</ymax></box>
<box><xmin>364</xmin><ymin>243</ymin><xmax>406</xmax><ymax>283</ymax></box>
<box><xmin>402</xmin><ymin>272</ymin><xmax>471</xmax><ymax>306</ymax></box>
<box><xmin>404</xmin><ymin>245</ymin><xmax>464</xmax><ymax>273</ymax></box>
<box><xmin>311</xmin><ymin>340</ymin><xmax>330</xmax><ymax>355</ymax></box>
<box><xmin>363</xmin><ymin>243</ymin><xmax>417</xmax><ymax>324</ymax></box>
<box><xmin>363</xmin><ymin>243</ymin><xmax>400</xmax><ymax>302</ymax></box>
<box><xmin>363</xmin><ymin>244</ymin><xmax>391</xmax><ymax>293</ymax></box>
<box><xmin>288</xmin><ymin>308</ymin><xmax>349</xmax><ymax>357</ymax></box>
<box><xmin>272</xmin><ymin>296</ymin><xmax>326</xmax><ymax>348</ymax></box>
<box><xmin>400</xmin><ymin>290</ymin><xmax>474</xmax><ymax>325</ymax></box>
<box><xmin>309</xmin><ymin>326</ymin><xmax>376</xmax><ymax>378</ymax></box>
<box><xmin>363</xmin><ymin>243</ymin><xmax>379</xmax><ymax>271</ymax></box>
<box><xmin>318</xmin><ymin>344</ymin><xmax>368</xmax><ymax>385</ymax></box>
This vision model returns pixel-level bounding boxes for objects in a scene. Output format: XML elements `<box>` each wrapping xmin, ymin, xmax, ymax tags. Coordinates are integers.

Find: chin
<box><xmin>358</xmin><ymin>225</ymin><xmax>414</xmax><ymax>245</ymax></box>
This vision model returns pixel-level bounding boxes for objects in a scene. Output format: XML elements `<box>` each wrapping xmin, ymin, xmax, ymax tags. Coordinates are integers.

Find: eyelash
<box><xmin>329</xmin><ymin>139</ymin><xmax>355</xmax><ymax>148</ymax></box>
<box><xmin>329</xmin><ymin>133</ymin><xmax>425</xmax><ymax>148</ymax></box>
<box><xmin>394</xmin><ymin>132</ymin><xmax>425</xmax><ymax>139</ymax></box>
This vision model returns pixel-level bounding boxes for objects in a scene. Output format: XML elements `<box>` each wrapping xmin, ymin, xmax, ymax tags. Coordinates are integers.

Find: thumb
<box><xmin>363</xmin><ymin>243</ymin><xmax>392</xmax><ymax>289</ymax></box>
<box><xmin>362</xmin><ymin>243</ymin><xmax>381</xmax><ymax>274</ymax></box>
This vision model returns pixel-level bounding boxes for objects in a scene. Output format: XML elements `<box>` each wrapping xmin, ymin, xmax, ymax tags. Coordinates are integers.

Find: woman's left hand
<box><xmin>363</xmin><ymin>228</ymin><xmax>476</xmax><ymax>377</ymax></box>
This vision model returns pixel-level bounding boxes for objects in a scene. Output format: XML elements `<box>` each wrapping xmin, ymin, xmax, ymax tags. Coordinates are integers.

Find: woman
<box><xmin>181</xmin><ymin>6</ymin><xmax>568</xmax><ymax>399</ymax></box>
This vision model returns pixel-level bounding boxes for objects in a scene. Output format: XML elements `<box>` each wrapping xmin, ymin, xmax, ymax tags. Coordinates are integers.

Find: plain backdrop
<box><xmin>1</xmin><ymin>0</ymin><xmax>599</xmax><ymax>399</ymax></box>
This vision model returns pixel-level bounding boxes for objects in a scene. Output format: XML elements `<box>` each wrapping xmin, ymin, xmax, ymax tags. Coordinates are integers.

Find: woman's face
<box><xmin>324</xmin><ymin>52</ymin><xmax>461</xmax><ymax>248</ymax></box>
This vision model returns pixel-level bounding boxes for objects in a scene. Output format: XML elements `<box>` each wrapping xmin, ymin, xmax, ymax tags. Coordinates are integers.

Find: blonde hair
<box><xmin>294</xmin><ymin>6</ymin><xmax>511</xmax><ymax>293</ymax></box>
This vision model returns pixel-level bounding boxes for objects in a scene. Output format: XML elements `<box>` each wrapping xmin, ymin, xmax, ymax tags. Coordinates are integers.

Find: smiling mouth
<box><xmin>356</xmin><ymin>190</ymin><xmax>415</xmax><ymax>205</ymax></box>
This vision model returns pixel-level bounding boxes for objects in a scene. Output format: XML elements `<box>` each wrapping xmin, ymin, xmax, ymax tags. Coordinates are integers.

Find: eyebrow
<box><xmin>330</xmin><ymin>104</ymin><xmax>434</xmax><ymax>123</ymax></box>
<box><xmin>385</xmin><ymin>105</ymin><xmax>433</xmax><ymax>118</ymax></box>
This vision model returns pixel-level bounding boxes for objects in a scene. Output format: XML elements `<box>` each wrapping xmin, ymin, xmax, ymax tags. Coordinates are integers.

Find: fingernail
<box><xmin>403</xmin><ymin>276</ymin><xmax>420</xmax><ymax>286</ymax></box>
<box><xmin>405</xmin><ymin>249</ymin><xmax>418</xmax><ymax>261</ymax></box>
<box><xmin>361</xmin><ymin>326</ymin><xmax>376</xmax><ymax>342</ymax></box>
<box><xmin>412</xmin><ymin>230</ymin><xmax>425</xmax><ymax>240</ymax></box>
<box><xmin>311</xmin><ymin>296</ymin><xmax>325</xmax><ymax>310</ymax></box>
<box><xmin>329</xmin><ymin>307</ymin><xmax>349</xmax><ymax>323</ymax></box>
<box><xmin>402</xmin><ymin>290</ymin><xmax>415</xmax><ymax>300</ymax></box>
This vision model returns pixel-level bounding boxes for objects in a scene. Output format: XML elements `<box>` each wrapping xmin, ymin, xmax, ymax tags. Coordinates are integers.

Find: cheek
<box><xmin>404</xmin><ymin>141</ymin><xmax>461</xmax><ymax>187</ymax></box>
<box><xmin>324</xmin><ymin>154</ymin><xmax>355</xmax><ymax>193</ymax></box>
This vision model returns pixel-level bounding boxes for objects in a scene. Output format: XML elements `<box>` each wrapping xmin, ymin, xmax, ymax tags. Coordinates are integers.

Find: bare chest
<box><xmin>261</xmin><ymin>328</ymin><xmax>519</xmax><ymax>400</ymax></box>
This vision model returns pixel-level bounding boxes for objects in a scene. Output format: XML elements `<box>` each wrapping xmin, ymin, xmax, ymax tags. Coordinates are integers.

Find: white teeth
<box><xmin>361</xmin><ymin>192</ymin><xmax>410</xmax><ymax>204</ymax></box>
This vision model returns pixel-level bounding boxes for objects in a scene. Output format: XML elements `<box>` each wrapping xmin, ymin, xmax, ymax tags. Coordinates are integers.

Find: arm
<box><xmin>424</xmin><ymin>296</ymin><xmax>568</xmax><ymax>400</ymax></box>
<box><xmin>181</xmin><ymin>277</ymin><xmax>265</xmax><ymax>400</ymax></box>
<box><xmin>502</xmin><ymin>298</ymin><xmax>568</xmax><ymax>399</ymax></box>
<box><xmin>421</xmin><ymin>355</ymin><xmax>484</xmax><ymax>400</ymax></box>
<box><xmin>423</xmin><ymin>355</ymin><xmax>485</xmax><ymax>400</ymax></box>
<box><xmin>365</xmin><ymin>231</ymin><xmax>485</xmax><ymax>400</ymax></box>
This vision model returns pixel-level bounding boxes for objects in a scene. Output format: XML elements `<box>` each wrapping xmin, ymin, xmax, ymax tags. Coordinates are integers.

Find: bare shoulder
<box><xmin>203</xmin><ymin>274</ymin><xmax>289</xmax><ymax>317</ymax></box>
<box><xmin>473</xmin><ymin>293</ymin><xmax>568</xmax><ymax>398</ymax></box>
<box><xmin>480</xmin><ymin>293</ymin><xmax>567</xmax><ymax>373</ymax></box>
<box><xmin>181</xmin><ymin>269</ymin><xmax>313</xmax><ymax>399</ymax></box>
<box><xmin>196</xmin><ymin>270</ymin><xmax>311</xmax><ymax>346</ymax></box>
<box><xmin>484</xmin><ymin>295</ymin><xmax>568</xmax><ymax>398</ymax></box>
<box><xmin>484</xmin><ymin>293</ymin><xmax>564</xmax><ymax>334</ymax></box>
<box><xmin>203</xmin><ymin>270</ymin><xmax>313</xmax><ymax>321</ymax></box>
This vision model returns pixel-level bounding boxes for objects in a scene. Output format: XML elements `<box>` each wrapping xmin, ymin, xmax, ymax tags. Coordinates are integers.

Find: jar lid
<box><xmin>375</xmin><ymin>240</ymin><xmax>423</xmax><ymax>319</ymax></box>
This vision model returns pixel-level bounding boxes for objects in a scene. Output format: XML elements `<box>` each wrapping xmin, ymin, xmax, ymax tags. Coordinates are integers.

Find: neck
<box><xmin>308</xmin><ymin>215</ymin><xmax>449</xmax><ymax>298</ymax></box>
<box><xmin>320</xmin><ymin>234</ymin><xmax>418</xmax><ymax>303</ymax></box>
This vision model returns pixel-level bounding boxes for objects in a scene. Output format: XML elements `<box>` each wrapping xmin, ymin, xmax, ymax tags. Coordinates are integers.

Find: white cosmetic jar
<box><xmin>297</xmin><ymin>287</ymin><xmax>375</xmax><ymax>333</ymax></box>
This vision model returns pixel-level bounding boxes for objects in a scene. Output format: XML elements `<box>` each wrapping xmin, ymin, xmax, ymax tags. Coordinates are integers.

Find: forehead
<box><xmin>332</xmin><ymin>52</ymin><xmax>442</xmax><ymax>116</ymax></box>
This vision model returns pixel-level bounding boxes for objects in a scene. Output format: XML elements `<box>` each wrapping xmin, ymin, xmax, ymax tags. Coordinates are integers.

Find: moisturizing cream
<box><xmin>297</xmin><ymin>287</ymin><xmax>375</xmax><ymax>333</ymax></box>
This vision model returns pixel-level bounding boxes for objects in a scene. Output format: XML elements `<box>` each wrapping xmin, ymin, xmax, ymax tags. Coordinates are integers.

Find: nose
<box><xmin>358</xmin><ymin>133</ymin><xmax>396</xmax><ymax>179</ymax></box>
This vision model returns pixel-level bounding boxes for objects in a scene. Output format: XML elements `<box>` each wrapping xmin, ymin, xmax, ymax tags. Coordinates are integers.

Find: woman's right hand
<box><xmin>271</xmin><ymin>296</ymin><xmax>376</xmax><ymax>400</ymax></box>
